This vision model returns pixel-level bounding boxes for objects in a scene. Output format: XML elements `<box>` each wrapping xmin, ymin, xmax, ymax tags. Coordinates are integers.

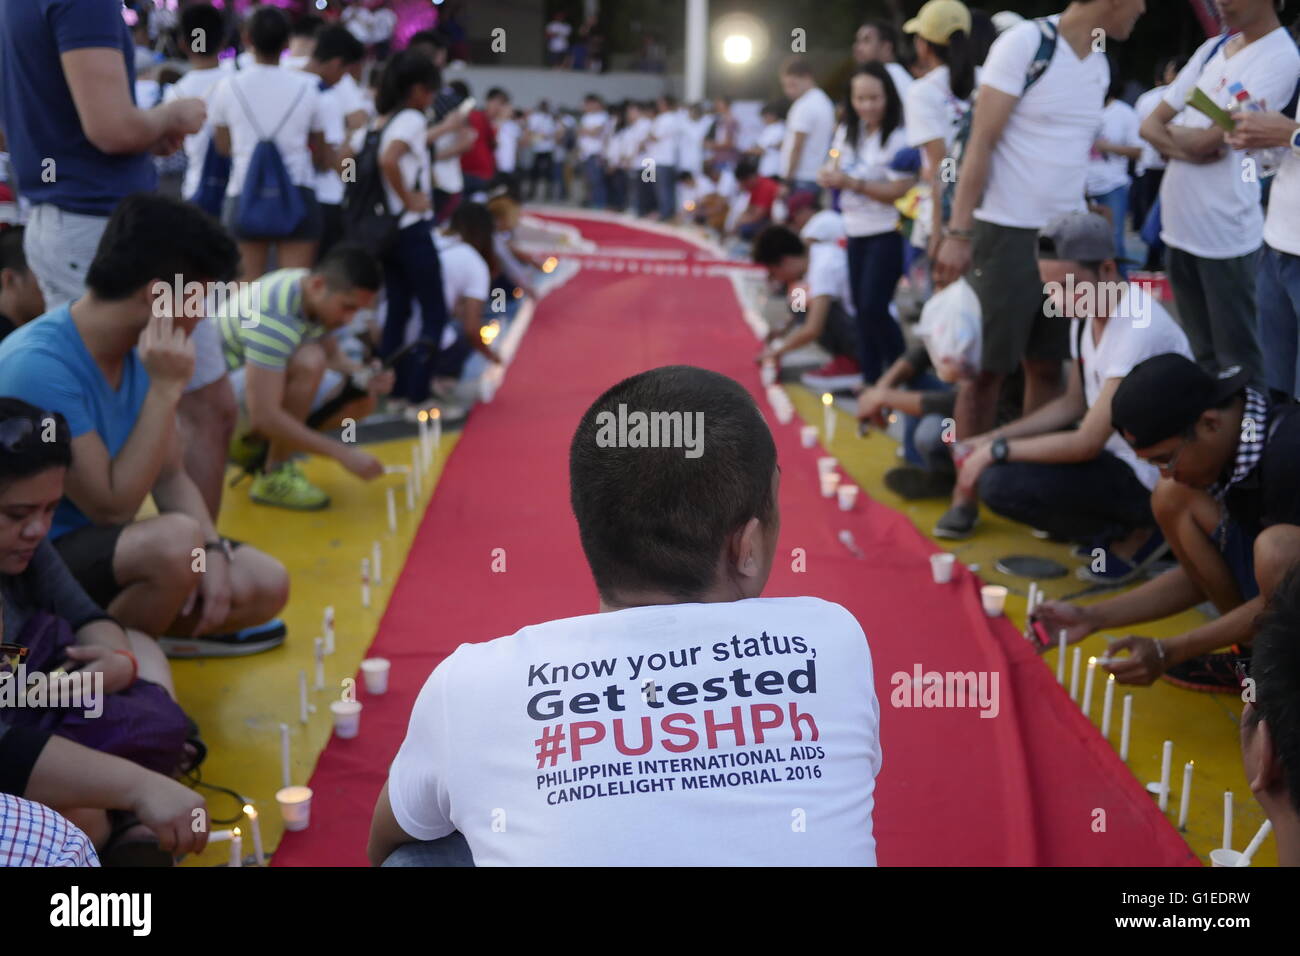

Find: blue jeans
<box><xmin>382</xmin><ymin>832</ymin><xmax>475</xmax><ymax>866</ymax></box>
<box><xmin>583</xmin><ymin>155</ymin><xmax>606</xmax><ymax>208</ymax></box>
<box><xmin>846</xmin><ymin>231</ymin><xmax>905</xmax><ymax>384</ymax></box>
<box><xmin>1257</xmin><ymin>243</ymin><xmax>1300</xmax><ymax>399</ymax></box>
<box><xmin>381</xmin><ymin>221</ymin><xmax>451</xmax><ymax>404</ymax></box>
<box><xmin>1088</xmin><ymin>184</ymin><xmax>1130</xmax><ymax>278</ymax></box>
<box><xmin>653</xmin><ymin>165</ymin><xmax>677</xmax><ymax>218</ymax></box>
<box><xmin>911</xmin><ymin>412</ymin><xmax>955</xmax><ymax>474</ymax></box>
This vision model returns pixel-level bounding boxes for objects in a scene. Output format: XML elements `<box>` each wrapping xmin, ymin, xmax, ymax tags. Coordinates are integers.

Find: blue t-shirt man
<box><xmin>0</xmin><ymin>0</ymin><xmax>156</xmax><ymax>214</ymax></box>
<box><xmin>0</xmin><ymin>305</ymin><xmax>150</xmax><ymax>538</ymax></box>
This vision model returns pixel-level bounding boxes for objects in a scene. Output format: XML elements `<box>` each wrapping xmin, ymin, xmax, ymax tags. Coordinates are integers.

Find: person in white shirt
<box><xmin>552</xmin><ymin>110</ymin><xmax>576</xmax><ymax>201</ymax></box>
<box><xmin>578</xmin><ymin>94</ymin><xmax>610</xmax><ymax>208</ymax></box>
<box><xmin>300</xmin><ymin>26</ymin><xmax>366</xmax><ymax>261</ymax></box>
<box><xmin>424</xmin><ymin>202</ymin><xmax>504</xmax><ymax>392</ymax></box>
<box><xmin>210</xmin><ymin>6</ymin><xmax>331</xmax><ymax>277</ymax></box>
<box><xmin>953</xmin><ymin>212</ymin><xmax>1192</xmax><ymax>576</ymax></box>
<box><xmin>626</xmin><ymin>101</ymin><xmax>656</xmax><ymax>216</ymax></box>
<box><xmin>931</xmin><ymin>0</ymin><xmax>1145</xmax><ymax>541</ymax></box>
<box><xmin>545</xmin><ymin>11</ymin><xmax>572</xmax><ymax>69</ymax></box>
<box><xmin>753</xmin><ymin>104</ymin><xmax>786</xmax><ymax>178</ymax></box>
<box><xmin>526</xmin><ymin>101</ymin><xmax>558</xmax><ymax>201</ymax></box>
<box><xmin>1130</xmin><ymin>57</ymin><xmax>1184</xmax><ymax>271</ymax></box>
<box><xmin>1139</xmin><ymin>0</ymin><xmax>1300</xmax><ymax>388</ymax></box>
<box><xmin>900</xmin><ymin>0</ymin><xmax>978</xmax><ymax>260</ymax></box>
<box><xmin>370</xmin><ymin>365</ymin><xmax>882</xmax><ymax>867</ymax></box>
<box><xmin>676</xmin><ymin>102</ymin><xmax>710</xmax><ymax>177</ymax></box>
<box><xmin>817</xmin><ymin>64</ymin><xmax>916</xmax><ymax>385</ymax></box>
<box><xmin>603</xmin><ymin>102</ymin><xmax>630</xmax><ymax>211</ymax></box>
<box><xmin>779</xmin><ymin>59</ymin><xmax>836</xmax><ymax>201</ymax></box>
<box><xmin>1227</xmin><ymin>71</ymin><xmax>1300</xmax><ymax>399</ymax></box>
<box><xmin>646</xmin><ymin>95</ymin><xmax>683</xmax><ymax>219</ymax></box>
<box><xmin>852</xmin><ymin>19</ymin><xmax>915</xmax><ymax>98</ymax></box>
<box><xmin>494</xmin><ymin>95</ymin><xmax>523</xmax><ymax>180</ymax></box>
<box><xmin>166</xmin><ymin>4</ymin><xmax>231</xmax><ymax>216</ymax></box>
<box><xmin>1086</xmin><ymin>73</ymin><xmax>1142</xmax><ymax>278</ymax></box>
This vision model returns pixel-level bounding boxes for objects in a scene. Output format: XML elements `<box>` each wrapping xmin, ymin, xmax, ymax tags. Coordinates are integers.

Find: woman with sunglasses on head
<box><xmin>0</xmin><ymin>398</ymin><xmax>203</xmax><ymax>865</ymax></box>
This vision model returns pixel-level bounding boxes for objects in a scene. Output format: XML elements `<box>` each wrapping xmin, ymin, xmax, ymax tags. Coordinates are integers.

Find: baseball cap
<box><xmin>1111</xmin><ymin>354</ymin><xmax>1252</xmax><ymax>449</ymax></box>
<box><xmin>1039</xmin><ymin>211</ymin><xmax>1115</xmax><ymax>263</ymax></box>
<box><xmin>903</xmin><ymin>0</ymin><xmax>973</xmax><ymax>45</ymax></box>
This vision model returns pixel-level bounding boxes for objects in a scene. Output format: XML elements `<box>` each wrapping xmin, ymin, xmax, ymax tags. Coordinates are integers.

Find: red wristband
<box><xmin>113</xmin><ymin>649</ymin><xmax>139</xmax><ymax>686</ymax></box>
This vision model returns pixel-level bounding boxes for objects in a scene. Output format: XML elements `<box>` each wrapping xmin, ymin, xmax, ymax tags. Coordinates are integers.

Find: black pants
<box><xmin>1130</xmin><ymin>169</ymin><xmax>1164</xmax><ymax>270</ymax></box>
<box><xmin>977</xmin><ymin>451</ymin><xmax>1154</xmax><ymax>544</ymax></box>
<box><xmin>816</xmin><ymin>300</ymin><xmax>861</xmax><ymax>362</ymax></box>
<box><xmin>381</xmin><ymin>221</ymin><xmax>451</xmax><ymax>404</ymax></box>
<box><xmin>846</xmin><ymin>231</ymin><xmax>905</xmax><ymax>383</ymax></box>
<box><xmin>530</xmin><ymin>152</ymin><xmax>555</xmax><ymax>200</ymax></box>
<box><xmin>316</xmin><ymin>202</ymin><xmax>343</xmax><ymax>263</ymax></box>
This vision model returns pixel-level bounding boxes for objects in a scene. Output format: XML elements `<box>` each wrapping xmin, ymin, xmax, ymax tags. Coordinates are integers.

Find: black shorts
<box><xmin>222</xmin><ymin>186</ymin><xmax>323</xmax><ymax>242</ymax></box>
<box><xmin>53</xmin><ymin>523</ymin><xmax>128</xmax><ymax>610</ymax></box>
<box><xmin>968</xmin><ymin>219</ymin><xmax>1067</xmax><ymax>374</ymax></box>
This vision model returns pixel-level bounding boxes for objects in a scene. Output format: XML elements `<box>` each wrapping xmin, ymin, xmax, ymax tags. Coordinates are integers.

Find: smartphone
<box><xmin>1029</xmin><ymin>619</ymin><xmax>1055</xmax><ymax>650</ymax></box>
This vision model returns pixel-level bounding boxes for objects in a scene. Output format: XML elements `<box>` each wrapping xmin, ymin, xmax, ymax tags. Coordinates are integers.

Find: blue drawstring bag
<box><xmin>231</xmin><ymin>79</ymin><xmax>306</xmax><ymax>238</ymax></box>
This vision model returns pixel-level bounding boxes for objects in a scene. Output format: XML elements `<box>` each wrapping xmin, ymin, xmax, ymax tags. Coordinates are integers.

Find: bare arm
<box><xmin>1095</xmin><ymin>139</ymin><xmax>1142</xmax><ymax>160</ymax></box>
<box><xmin>244</xmin><ymin>363</ymin><xmax>354</xmax><ymax>464</ymax></box>
<box><xmin>213</xmin><ymin>124</ymin><xmax>232</xmax><ymax>157</ymax></box>
<box><xmin>770</xmin><ymin>295</ymin><xmax>831</xmax><ymax>357</ymax></box>
<box><xmin>784</xmin><ymin>131</ymin><xmax>807</xmax><ymax>182</ymax></box>
<box><xmin>990</xmin><ymin>363</ymin><xmax>1088</xmax><ymax>444</ymax></box>
<box><xmin>61</xmin><ymin>48</ymin><xmax>202</xmax><ymax>155</ymax></box>
<box><xmin>64</xmin><ymin>397</ymin><xmax>180</xmax><ymax>526</ymax></box>
<box><xmin>1139</xmin><ymin>101</ymin><xmax>1224</xmax><ymax>164</ymax></box>
<box><xmin>947</xmin><ymin>85</ymin><xmax>1017</xmax><ymax>231</ymax></box>
<box><xmin>368</xmin><ymin>781</ymin><xmax>417</xmax><ymax>866</ymax></box>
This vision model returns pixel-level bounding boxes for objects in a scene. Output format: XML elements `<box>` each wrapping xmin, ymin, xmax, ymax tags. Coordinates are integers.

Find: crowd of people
<box><xmin>0</xmin><ymin>0</ymin><xmax>1298</xmax><ymax>870</ymax></box>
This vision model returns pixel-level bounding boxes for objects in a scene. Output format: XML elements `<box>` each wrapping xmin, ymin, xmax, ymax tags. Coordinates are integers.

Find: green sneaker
<box><xmin>229</xmin><ymin>432</ymin><xmax>268</xmax><ymax>472</ymax></box>
<box><xmin>250</xmin><ymin>462</ymin><xmax>330</xmax><ymax>510</ymax></box>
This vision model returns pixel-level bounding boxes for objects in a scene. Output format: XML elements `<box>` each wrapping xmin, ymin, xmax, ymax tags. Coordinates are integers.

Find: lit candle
<box><xmin>417</xmin><ymin>410</ymin><xmax>429</xmax><ymax>464</ymax></box>
<box><xmin>313</xmin><ymin>637</ymin><xmax>325</xmax><ymax>691</ymax></box>
<box><xmin>1159</xmin><ymin>740</ymin><xmax>1173</xmax><ymax>812</ymax></box>
<box><xmin>1056</xmin><ymin>630</ymin><xmax>1067</xmax><ymax>684</ymax></box>
<box><xmin>243</xmin><ymin>804</ymin><xmax>265</xmax><ymax>866</ymax></box>
<box><xmin>1222</xmin><ymin>791</ymin><xmax>1233</xmax><ymax>850</ymax></box>
<box><xmin>230</xmin><ymin>827</ymin><xmax>242</xmax><ymax>868</ymax></box>
<box><xmin>822</xmin><ymin>392</ymin><xmax>835</xmax><ymax>444</ymax></box>
<box><xmin>1178</xmin><ymin>761</ymin><xmax>1194</xmax><ymax>830</ymax></box>
<box><xmin>360</xmin><ymin>557</ymin><xmax>371</xmax><ymax>608</ymax></box>
<box><xmin>372</xmin><ymin>540</ymin><xmax>382</xmax><ymax>587</ymax></box>
<box><xmin>430</xmin><ymin>408</ymin><xmax>442</xmax><ymax>467</ymax></box>
<box><xmin>1120</xmin><ymin>695</ymin><xmax>1133</xmax><ymax>762</ymax></box>
<box><xmin>386</xmin><ymin>487</ymin><xmax>397</xmax><ymax>533</ymax></box>
<box><xmin>1069</xmin><ymin>647</ymin><xmax>1081</xmax><ymax>702</ymax></box>
<box><xmin>279</xmin><ymin>722</ymin><xmax>291</xmax><ymax>789</ymax></box>
<box><xmin>322</xmin><ymin>606</ymin><xmax>335</xmax><ymax>656</ymax></box>
<box><xmin>1100</xmin><ymin>673</ymin><xmax>1116</xmax><ymax>738</ymax></box>
<box><xmin>297</xmin><ymin>672</ymin><xmax>308</xmax><ymax>724</ymax></box>
<box><xmin>1082</xmin><ymin>657</ymin><xmax>1097</xmax><ymax>719</ymax></box>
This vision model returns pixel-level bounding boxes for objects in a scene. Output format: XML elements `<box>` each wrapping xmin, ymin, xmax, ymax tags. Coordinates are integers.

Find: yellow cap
<box><xmin>903</xmin><ymin>0</ymin><xmax>973</xmax><ymax>46</ymax></box>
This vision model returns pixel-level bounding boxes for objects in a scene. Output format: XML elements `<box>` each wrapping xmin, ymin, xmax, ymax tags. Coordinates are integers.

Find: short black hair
<box><xmin>0</xmin><ymin>398</ymin><xmax>71</xmax><ymax>490</ymax></box>
<box><xmin>179</xmin><ymin>3</ymin><xmax>226</xmax><ymax>55</ymax></box>
<box><xmin>313</xmin><ymin>25</ymin><xmax>365</xmax><ymax>66</ymax></box>
<box><xmin>292</xmin><ymin>14</ymin><xmax>324</xmax><ymax>40</ymax></box>
<box><xmin>314</xmin><ymin>242</ymin><xmax>383</xmax><ymax>293</ymax></box>
<box><xmin>585</xmin><ymin>93</ymin><xmax>603</xmax><ymax>105</ymax></box>
<box><xmin>781</xmin><ymin>57</ymin><xmax>815</xmax><ymax>78</ymax></box>
<box><xmin>85</xmin><ymin>194</ymin><xmax>238</xmax><ymax>302</ymax></box>
<box><xmin>860</xmin><ymin>19</ymin><xmax>900</xmax><ymax>56</ymax></box>
<box><xmin>761</xmin><ymin>101</ymin><xmax>787</xmax><ymax>120</ymax></box>
<box><xmin>751</xmin><ymin>225</ymin><xmax>804</xmax><ymax>266</ymax></box>
<box><xmin>374</xmin><ymin>49</ymin><xmax>440</xmax><ymax>115</ymax></box>
<box><xmin>1249</xmin><ymin>564</ymin><xmax>1300</xmax><ymax>816</ymax></box>
<box><xmin>449</xmin><ymin>79</ymin><xmax>470</xmax><ymax>99</ymax></box>
<box><xmin>248</xmin><ymin>6</ymin><xmax>290</xmax><ymax>57</ymax></box>
<box><xmin>408</xmin><ymin>29</ymin><xmax>447</xmax><ymax>51</ymax></box>
<box><xmin>734</xmin><ymin>156</ymin><xmax>761</xmax><ymax>181</ymax></box>
<box><xmin>569</xmin><ymin>366</ymin><xmax>777</xmax><ymax>602</ymax></box>
<box><xmin>486</xmin><ymin>87</ymin><xmax>509</xmax><ymax>102</ymax></box>
<box><xmin>0</xmin><ymin>227</ymin><xmax>29</xmax><ymax>277</ymax></box>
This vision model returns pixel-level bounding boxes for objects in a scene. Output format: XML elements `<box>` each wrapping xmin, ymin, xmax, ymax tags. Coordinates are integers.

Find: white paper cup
<box><xmin>1210</xmin><ymin>848</ymin><xmax>1247</xmax><ymax>867</ymax></box>
<box><xmin>981</xmin><ymin>585</ymin><xmax>1008</xmax><ymax>617</ymax></box>
<box><xmin>276</xmin><ymin>785</ymin><xmax>314</xmax><ymax>832</ymax></box>
<box><xmin>837</xmin><ymin>484</ymin><xmax>859</xmax><ymax>511</ymax></box>
<box><xmin>360</xmin><ymin>657</ymin><xmax>391</xmax><ymax>695</ymax></box>
<box><xmin>930</xmin><ymin>553</ymin><xmax>956</xmax><ymax>584</ymax></box>
<box><xmin>817</xmin><ymin>456</ymin><xmax>837</xmax><ymax>476</ymax></box>
<box><xmin>330</xmin><ymin>700</ymin><xmax>363</xmax><ymax>739</ymax></box>
<box><xmin>760</xmin><ymin>362</ymin><xmax>777</xmax><ymax>386</ymax></box>
<box><xmin>819</xmin><ymin>472</ymin><xmax>841</xmax><ymax>499</ymax></box>
<box><xmin>800</xmin><ymin>425</ymin><xmax>818</xmax><ymax>449</ymax></box>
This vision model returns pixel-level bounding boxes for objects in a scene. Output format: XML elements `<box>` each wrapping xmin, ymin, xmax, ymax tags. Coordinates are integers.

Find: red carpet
<box><xmin>274</xmin><ymin>213</ymin><xmax>1198</xmax><ymax>867</ymax></box>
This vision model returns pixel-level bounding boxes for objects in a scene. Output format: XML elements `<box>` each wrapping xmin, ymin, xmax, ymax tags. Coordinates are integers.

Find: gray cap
<box><xmin>1041</xmin><ymin>210</ymin><xmax>1116</xmax><ymax>263</ymax></box>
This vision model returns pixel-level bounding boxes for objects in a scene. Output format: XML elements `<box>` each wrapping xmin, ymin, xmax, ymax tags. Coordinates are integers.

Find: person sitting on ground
<box><xmin>733</xmin><ymin>156</ymin><xmax>781</xmax><ymax>241</ymax></box>
<box><xmin>1243</xmin><ymin>565</ymin><xmax>1300</xmax><ymax>866</ymax></box>
<box><xmin>943</xmin><ymin>212</ymin><xmax>1192</xmax><ymax>587</ymax></box>
<box><xmin>0</xmin><ymin>227</ymin><xmax>46</xmax><ymax>342</ymax></box>
<box><xmin>752</xmin><ymin>218</ymin><xmax>863</xmax><ymax>394</ymax></box>
<box><xmin>0</xmin><ymin>194</ymin><xmax>289</xmax><ymax>659</ymax></box>
<box><xmin>221</xmin><ymin>243</ymin><xmax>391</xmax><ymax>511</ymax></box>
<box><xmin>369</xmin><ymin>365</ymin><xmax>882</xmax><ymax>866</ymax></box>
<box><xmin>1034</xmin><ymin>353</ymin><xmax>1300</xmax><ymax>693</ymax></box>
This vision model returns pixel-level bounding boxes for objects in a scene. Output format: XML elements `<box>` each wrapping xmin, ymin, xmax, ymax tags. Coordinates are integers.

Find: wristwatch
<box><xmin>991</xmin><ymin>436</ymin><xmax>1010</xmax><ymax>463</ymax></box>
<box><xmin>205</xmin><ymin>538</ymin><xmax>234</xmax><ymax>563</ymax></box>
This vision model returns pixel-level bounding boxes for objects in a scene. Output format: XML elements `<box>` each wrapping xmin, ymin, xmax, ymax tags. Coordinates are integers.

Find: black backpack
<box><xmin>341</xmin><ymin>116</ymin><xmax>400</xmax><ymax>257</ymax></box>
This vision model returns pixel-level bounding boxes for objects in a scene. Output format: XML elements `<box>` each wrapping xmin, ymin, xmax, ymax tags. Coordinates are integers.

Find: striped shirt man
<box><xmin>0</xmin><ymin>793</ymin><xmax>99</xmax><ymax>867</ymax></box>
<box><xmin>217</xmin><ymin>268</ymin><xmax>327</xmax><ymax>372</ymax></box>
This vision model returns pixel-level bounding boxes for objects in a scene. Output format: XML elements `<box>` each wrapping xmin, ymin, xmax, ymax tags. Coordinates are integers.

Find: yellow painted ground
<box><xmin>173</xmin><ymin>432</ymin><xmax>455</xmax><ymax>867</ymax></box>
<box><xmin>795</xmin><ymin>386</ymin><xmax>1275</xmax><ymax>867</ymax></box>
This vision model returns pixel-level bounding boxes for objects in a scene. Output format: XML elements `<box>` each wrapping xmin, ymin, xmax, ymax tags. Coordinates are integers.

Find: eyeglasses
<box><xmin>1152</xmin><ymin>437</ymin><xmax>1191</xmax><ymax>474</ymax></box>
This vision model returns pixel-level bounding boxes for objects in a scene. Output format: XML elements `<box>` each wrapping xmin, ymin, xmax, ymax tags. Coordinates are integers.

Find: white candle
<box><xmin>1222</xmin><ymin>791</ymin><xmax>1233</xmax><ymax>850</ymax></box>
<box><xmin>386</xmin><ymin>487</ymin><xmax>397</xmax><ymax>533</ymax></box>
<box><xmin>279</xmin><ymin>722</ymin><xmax>291</xmax><ymax>789</ymax></box>
<box><xmin>297</xmin><ymin>673</ymin><xmax>308</xmax><ymax>724</ymax></box>
<box><xmin>1069</xmin><ymin>647</ymin><xmax>1081</xmax><ymax>702</ymax></box>
<box><xmin>372</xmin><ymin>540</ymin><xmax>382</xmax><ymax>586</ymax></box>
<box><xmin>1082</xmin><ymin>657</ymin><xmax>1097</xmax><ymax>719</ymax></box>
<box><xmin>313</xmin><ymin>637</ymin><xmax>325</xmax><ymax>691</ymax></box>
<box><xmin>360</xmin><ymin>557</ymin><xmax>371</xmax><ymax>608</ymax></box>
<box><xmin>1159</xmin><ymin>740</ymin><xmax>1173</xmax><ymax>812</ymax></box>
<box><xmin>1023</xmin><ymin>583</ymin><xmax>1038</xmax><ymax>641</ymax></box>
<box><xmin>1239</xmin><ymin>819</ymin><xmax>1273</xmax><ymax>865</ymax></box>
<box><xmin>1178</xmin><ymin>761</ymin><xmax>1193</xmax><ymax>830</ymax></box>
<box><xmin>322</xmin><ymin>606</ymin><xmax>335</xmax><ymax>656</ymax></box>
<box><xmin>1100</xmin><ymin>673</ymin><xmax>1116</xmax><ymax>738</ymax></box>
<box><xmin>430</xmin><ymin>409</ymin><xmax>442</xmax><ymax>467</ymax></box>
<box><xmin>1120</xmin><ymin>695</ymin><xmax>1133</xmax><ymax>761</ymax></box>
<box><xmin>405</xmin><ymin>472</ymin><xmax>415</xmax><ymax>511</ymax></box>
<box><xmin>822</xmin><ymin>393</ymin><xmax>835</xmax><ymax>444</ymax></box>
<box><xmin>1056</xmin><ymin>630</ymin><xmax>1067</xmax><ymax>684</ymax></box>
<box><xmin>244</xmin><ymin>804</ymin><xmax>265</xmax><ymax>866</ymax></box>
<box><xmin>417</xmin><ymin>410</ymin><xmax>429</xmax><ymax>465</ymax></box>
<box><xmin>230</xmin><ymin>827</ymin><xmax>242</xmax><ymax>868</ymax></box>
<box><xmin>412</xmin><ymin>446</ymin><xmax>423</xmax><ymax>498</ymax></box>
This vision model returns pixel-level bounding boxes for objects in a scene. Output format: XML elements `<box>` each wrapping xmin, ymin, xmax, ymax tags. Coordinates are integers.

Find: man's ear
<box><xmin>1246</xmin><ymin>715</ymin><xmax>1284</xmax><ymax>796</ymax></box>
<box><xmin>732</xmin><ymin>516</ymin><xmax>763</xmax><ymax>578</ymax></box>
